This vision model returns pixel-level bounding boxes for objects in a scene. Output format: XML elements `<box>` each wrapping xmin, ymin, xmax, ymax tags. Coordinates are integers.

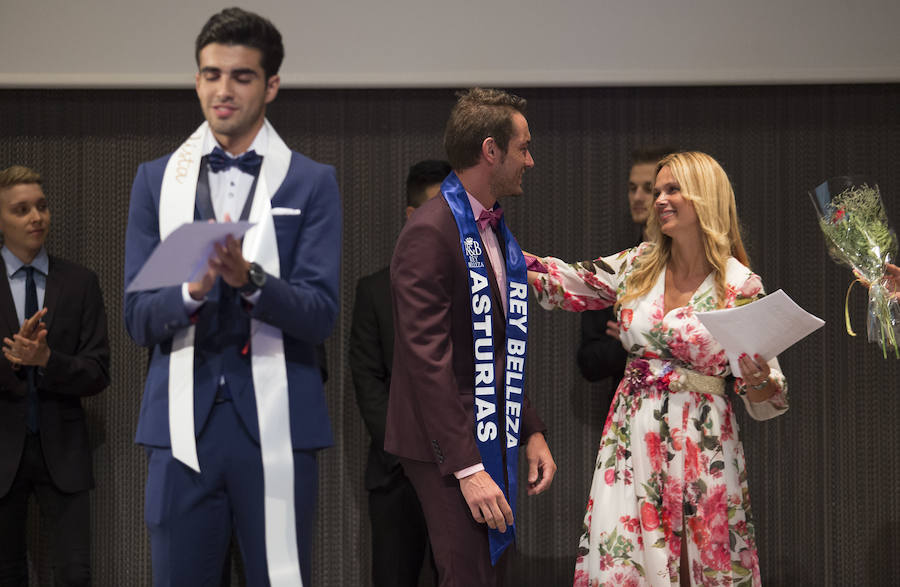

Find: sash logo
<box><xmin>464</xmin><ymin>237</ymin><xmax>484</xmax><ymax>268</ymax></box>
<box><xmin>174</xmin><ymin>131</ymin><xmax>203</xmax><ymax>184</ymax></box>
<box><xmin>442</xmin><ymin>172</ymin><xmax>525</xmax><ymax>564</ymax></box>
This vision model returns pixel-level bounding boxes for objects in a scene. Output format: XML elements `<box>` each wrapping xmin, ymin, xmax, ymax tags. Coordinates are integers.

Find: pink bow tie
<box><xmin>477</xmin><ymin>207</ymin><xmax>504</xmax><ymax>230</ymax></box>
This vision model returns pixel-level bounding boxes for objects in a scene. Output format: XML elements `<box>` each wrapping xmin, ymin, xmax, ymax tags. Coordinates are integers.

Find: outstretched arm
<box><xmin>530</xmin><ymin>255</ymin><xmax>622</xmax><ymax>313</ymax></box>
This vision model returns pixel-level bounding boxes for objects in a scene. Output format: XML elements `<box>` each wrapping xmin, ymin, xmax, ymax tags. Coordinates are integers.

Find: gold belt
<box><xmin>626</xmin><ymin>357</ymin><xmax>726</xmax><ymax>397</ymax></box>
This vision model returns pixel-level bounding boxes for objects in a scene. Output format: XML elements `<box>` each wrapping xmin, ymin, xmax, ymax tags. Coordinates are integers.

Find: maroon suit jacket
<box><xmin>385</xmin><ymin>194</ymin><xmax>545</xmax><ymax>477</ymax></box>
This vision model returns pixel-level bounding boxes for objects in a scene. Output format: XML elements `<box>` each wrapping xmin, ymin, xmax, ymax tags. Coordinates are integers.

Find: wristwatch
<box><xmin>239</xmin><ymin>262</ymin><xmax>266</xmax><ymax>295</ymax></box>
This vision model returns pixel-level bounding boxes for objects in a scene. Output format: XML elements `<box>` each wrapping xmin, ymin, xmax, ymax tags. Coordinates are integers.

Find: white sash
<box><xmin>159</xmin><ymin>120</ymin><xmax>303</xmax><ymax>586</ymax></box>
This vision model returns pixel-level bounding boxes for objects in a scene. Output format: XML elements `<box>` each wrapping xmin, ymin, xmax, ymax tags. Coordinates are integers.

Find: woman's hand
<box><xmin>737</xmin><ymin>353</ymin><xmax>777</xmax><ymax>402</ymax></box>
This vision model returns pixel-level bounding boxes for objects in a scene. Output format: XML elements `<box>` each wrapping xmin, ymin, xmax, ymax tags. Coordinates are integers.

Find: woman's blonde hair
<box><xmin>617</xmin><ymin>151</ymin><xmax>749</xmax><ymax>311</ymax></box>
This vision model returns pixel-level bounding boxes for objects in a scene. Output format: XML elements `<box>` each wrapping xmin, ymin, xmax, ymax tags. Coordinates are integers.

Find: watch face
<box><xmin>250</xmin><ymin>263</ymin><xmax>266</xmax><ymax>287</ymax></box>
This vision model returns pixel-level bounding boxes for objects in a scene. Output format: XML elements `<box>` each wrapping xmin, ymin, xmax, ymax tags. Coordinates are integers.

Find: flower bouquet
<box><xmin>809</xmin><ymin>177</ymin><xmax>899</xmax><ymax>358</ymax></box>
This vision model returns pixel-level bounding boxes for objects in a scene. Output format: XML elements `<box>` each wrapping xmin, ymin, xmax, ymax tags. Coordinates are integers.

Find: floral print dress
<box><xmin>532</xmin><ymin>244</ymin><xmax>788</xmax><ymax>587</ymax></box>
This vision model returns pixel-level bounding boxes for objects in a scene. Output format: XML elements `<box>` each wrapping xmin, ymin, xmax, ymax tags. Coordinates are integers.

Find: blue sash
<box><xmin>442</xmin><ymin>172</ymin><xmax>529</xmax><ymax>565</ymax></box>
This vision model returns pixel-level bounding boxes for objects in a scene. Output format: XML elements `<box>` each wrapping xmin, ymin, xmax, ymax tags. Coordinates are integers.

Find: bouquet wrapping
<box><xmin>810</xmin><ymin>177</ymin><xmax>899</xmax><ymax>358</ymax></box>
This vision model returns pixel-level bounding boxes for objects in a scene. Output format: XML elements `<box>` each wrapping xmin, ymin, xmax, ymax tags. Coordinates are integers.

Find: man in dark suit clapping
<box><xmin>0</xmin><ymin>165</ymin><xmax>110</xmax><ymax>586</ymax></box>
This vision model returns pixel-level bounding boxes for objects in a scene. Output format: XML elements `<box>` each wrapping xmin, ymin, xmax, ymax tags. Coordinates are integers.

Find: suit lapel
<box><xmin>0</xmin><ymin>257</ymin><xmax>20</xmax><ymax>335</ymax></box>
<box><xmin>42</xmin><ymin>256</ymin><xmax>62</xmax><ymax>332</ymax></box>
<box><xmin>195</xmin><ymin>159</ymin><xmax>215</xmax><ymax>221</ymax></box>
<box><xmin>482</xmin><ymin>245</ymin><xmax>506</xmax><ymax>326</ymax></box>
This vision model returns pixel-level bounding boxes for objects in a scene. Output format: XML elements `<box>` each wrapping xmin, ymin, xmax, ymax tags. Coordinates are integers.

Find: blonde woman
<box><xmin>530</xmin><ymin>152</ymin><xmax>788</xmax><ymax>586</ymax></box>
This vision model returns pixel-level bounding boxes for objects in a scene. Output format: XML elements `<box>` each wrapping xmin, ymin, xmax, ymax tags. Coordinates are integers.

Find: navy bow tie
<box><xmin>207</xmin><ymin>146</ymin><xmax>262</xmax><ymax>175</ymax></box>
<box><xmin>477</xmin><ymin>206</ymin><xmax>504</xmax><ymax>230</ymax></box>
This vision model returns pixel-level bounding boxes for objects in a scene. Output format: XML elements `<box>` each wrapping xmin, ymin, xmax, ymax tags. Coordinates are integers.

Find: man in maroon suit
<box><xmin>386</xmin><ymin>88</ymin><xmax>556</xmax><ymax>586</ymax></box>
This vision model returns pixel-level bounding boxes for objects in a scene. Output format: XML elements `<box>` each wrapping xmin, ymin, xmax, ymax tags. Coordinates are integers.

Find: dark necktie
<box><xmin>207</xmin><ymin>146</ymin><xmax>263</xmax><ymax>175</ymax></box>
<box><xmin>24</xmin><ymin>266</ymin><xmax>39</xmax><ymax>433</ymax></box>
<box><xmin>477</xmin><ymin>206</ymin><xmax>504</xmax><ymax>231</ymax></box>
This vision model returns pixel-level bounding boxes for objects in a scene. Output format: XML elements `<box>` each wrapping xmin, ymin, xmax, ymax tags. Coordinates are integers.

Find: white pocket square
<box><xmin>271</xmin><ymin>207</ymin><xmax>302</xmax><ymax>216</ymax></box>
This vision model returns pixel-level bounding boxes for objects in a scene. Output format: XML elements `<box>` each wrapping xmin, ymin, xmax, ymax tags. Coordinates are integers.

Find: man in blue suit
<box><xmin>123</xmin><ymin>8</ymin><xmax>341</xmax><ymax>586</ymax></box>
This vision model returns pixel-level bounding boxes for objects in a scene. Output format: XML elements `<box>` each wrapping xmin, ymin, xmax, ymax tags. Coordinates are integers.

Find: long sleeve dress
<box><xmin>532</xmin><ymin>244</ymin><xmax>788</xmax><ymax>587</ymax></box>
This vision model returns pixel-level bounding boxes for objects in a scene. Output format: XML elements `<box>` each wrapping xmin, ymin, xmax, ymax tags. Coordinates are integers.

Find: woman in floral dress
<box><xmin>529</xmin><ymin>152</ymin><xmax>788</xmax><ymax>586</ymax></box>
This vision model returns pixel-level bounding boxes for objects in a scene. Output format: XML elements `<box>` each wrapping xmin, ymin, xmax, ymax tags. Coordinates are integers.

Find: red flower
<box><xmin>832</xmin><ymin>208</ymin><xmax>846</xmax><ymax>223</ymax></box>
<box><xmin>684</xmin><ymin>438</ymin><xmax>700</xmax><ymax>483</ymax></box>
<box><xmin>598</xmin><ymin>554</ymin><xmax>615</xmax><ymax>570</ymax></box>
<box><xmin>688</xmin><ymin>516</ymin><xmax>710</xmax><ymax>549</ymax></box>
<box><xmin>720</xmin><ymin>407</ymin><xmax>734</xmax><ymax>442</ymax></box>
<box><xmin>573</xmin><ymin>569</ymin><xmax>591</xmax><ymax>587</ymax></box>
<box><xmin>562</xmin><ymin>292</ymin><xmax>589</xmax><ymax>312</ymax></box>
<box><xmin>738</xmin><ymin>276</ymin><xmax>762</xmax><ymax>299</ymax></box>
<box><xmin>604</xmin><ymin>468</ymin><xmax>616</xmax><ymax>485</ymax></box>
<box><xmin>698</xmin><ymin>485</ymin><xmax>731</xmax><ymax>570</ymax></box>
<box><xmin>740</xmin><ymin>548</ymin><xmax>756</xmax><ymax>569</ymax></box>
<box><xmin>621</xmin><ymin>515</ymin><xmax>641</xmax><ymax>533</ymax></box>
<box><xmin>645</xmin><ymin>431</ymin><xmax>665</xmax><ymax>471</ymax></box>
<box><xmin>620</xmin><ymin>308</ymin><xmax>633</xmax><ymax>331</ymax></box>
<box><xmin>641</xmin><ymin>501</ymin><xmax>660</xmax><ymax>531</ymax></box>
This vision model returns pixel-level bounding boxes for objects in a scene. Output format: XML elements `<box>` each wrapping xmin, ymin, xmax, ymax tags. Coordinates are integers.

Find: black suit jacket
<box><xmin>349</xmin><ymin>266</ymin><xmax>401</xmax><ymax>490</ymax></box>
<box><xmin>0</xmin><ymin>255</ymin><xmax>110</xmax><ymax>496</ymax></box>
<box><xmin>577</xmin><ymin>306</ymin><xmax>628</xmax><ymax>382</ymax></box>
<box><xmin>576</xmin><ymin>237</ymin><xmax>643</xmax><ymax>383</ymax></box>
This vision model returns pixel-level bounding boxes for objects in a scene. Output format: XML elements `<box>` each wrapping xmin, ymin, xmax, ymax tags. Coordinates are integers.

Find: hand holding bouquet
<box><xmin>810</xmin><ymin>177</ymin><xmax>899</xmax><ymax>358</ymax></box>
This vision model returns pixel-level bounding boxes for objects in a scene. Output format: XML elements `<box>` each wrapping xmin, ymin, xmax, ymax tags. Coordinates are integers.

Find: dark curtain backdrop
<box><xmin>1</xmin><ymin>84</ymin><xmax>898</xmax><ymax>586</ymax></box>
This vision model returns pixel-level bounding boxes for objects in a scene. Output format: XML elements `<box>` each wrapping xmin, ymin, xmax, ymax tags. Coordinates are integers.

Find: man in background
<box><xmin>0</xmin><ymin>165</ymin><xmax>110</xmax><ymax>586</ymax></box>
<box><xmin>350</xmin><ymin>159</ymin><xmax>450</xmax><ymax>587</ymax></box>
<box><xmin>577</xmin><ymin>146</ymin><xmax>675</xmax><ymax>391</ymax></box>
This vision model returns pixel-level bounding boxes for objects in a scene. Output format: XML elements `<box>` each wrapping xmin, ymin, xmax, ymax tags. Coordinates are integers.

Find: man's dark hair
<box><xmin>630</xmin><ymin>145</ymin><xmax>678</xmax><ymax>168</ymax></box>
<box><xmin>195</xmin><ymin>7</ymin><xmax>284</xmax><ymax>79</ymax></box>
<box><xmin>443</xmin><ymin>88</ymin><xmax>527</xmax><ymax>171</ymax></box>
<box><xmin>406</xmin><ymin>160</ymin><xmax>452</xmax><ymax>208</ymax></box>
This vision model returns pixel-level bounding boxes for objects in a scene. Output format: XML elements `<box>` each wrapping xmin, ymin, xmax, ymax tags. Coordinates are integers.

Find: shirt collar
<box><xmin>466</xmin><ymin>192</ymin><xmax>491</xmax><ymax>222</ymax></box>
<box><xmin>202</xmin><ymin>121</ymin><xmax>269</xmax><ymax>158</ymax></box>
<box><xmin>2</xmin><ymin>246</ymin><xmax>49</xmax><ymax>278</ymax></box>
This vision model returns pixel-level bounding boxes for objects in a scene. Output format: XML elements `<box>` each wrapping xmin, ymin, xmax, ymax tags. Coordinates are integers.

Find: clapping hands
<box><xmin>3</xmin><ymin>308</ymin><xmax>50</xmax><ymax>368</ymax></box>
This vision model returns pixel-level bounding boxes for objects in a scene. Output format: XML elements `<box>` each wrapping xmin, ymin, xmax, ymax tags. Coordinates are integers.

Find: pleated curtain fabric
<box><xmin>1</xmin><ymin>84</ymin><xmax>898</xmax><ymax>586</ymax></box>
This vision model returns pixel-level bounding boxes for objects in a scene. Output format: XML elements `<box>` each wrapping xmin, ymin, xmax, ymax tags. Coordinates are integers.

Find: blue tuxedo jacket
<box><xmin>124</xmin><ymin>149</ymin><xmax>341</xmax><ymax>450</ymax></box>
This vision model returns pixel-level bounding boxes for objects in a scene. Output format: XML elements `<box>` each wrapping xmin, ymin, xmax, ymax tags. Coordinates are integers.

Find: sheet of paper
<box><xmin>125</xmin><ymin>221</ymin><xmax>255</xmax><ymax>292</ymax></box>
<box><xmin>696</xmin><ymin>289</ymin><xmax>825</xmax><ymax>377</ymax></box>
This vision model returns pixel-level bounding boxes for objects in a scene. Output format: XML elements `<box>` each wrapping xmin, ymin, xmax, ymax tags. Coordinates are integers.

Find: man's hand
<box><xmin>605</xmin><ymin>319</ymin><xmax>621</xmax><ymax>341</ymax></box>
<box><xmin>188</xmin><ymin>264</ymin><xmax>217</xmax><ymax>300</ymax></box>
<box><xmin>3</xmin><ymin>308</ymin><xmax>51</xmax><ymax>367</ymax></box>
<box><xmin>210</xmin><ymin>214</ymin><xmax>251</xmax><ymax>289</ymax></box>
<box><xmin>524</xmin><ymin>432</ymin><xmax>556</xmax><ymax>496</ymax></box>
<box><xmin>211</xmin><ymin>234</ymin><xmax>251</xmax><ymax>288</ymax></box>
<box><xmin>459</xmin><ymin>470</ymin><xmax>514</xmax><ymax>533</ymax></box>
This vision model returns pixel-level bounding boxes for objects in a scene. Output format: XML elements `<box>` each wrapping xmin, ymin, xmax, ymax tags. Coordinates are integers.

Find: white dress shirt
<box><xmin>2</xmin><ymin>246</ymin><xmax>48</xmax><ymax>326</ymax></box>
<box><xmin>181</xmin><ymin>127</ymin><xmax>268</xmax><ymax>313</ymax></box>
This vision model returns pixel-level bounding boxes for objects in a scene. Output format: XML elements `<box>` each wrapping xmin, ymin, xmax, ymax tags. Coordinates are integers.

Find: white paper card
<box><xmin>696</xmin><ymin>289</ymin><xmax>825</xmax><ymax>376</ymax></box>
<box><xmin>126</xmin><ymin>221</ymin><xmax>255</xmax><ymax>292</ymax></box>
